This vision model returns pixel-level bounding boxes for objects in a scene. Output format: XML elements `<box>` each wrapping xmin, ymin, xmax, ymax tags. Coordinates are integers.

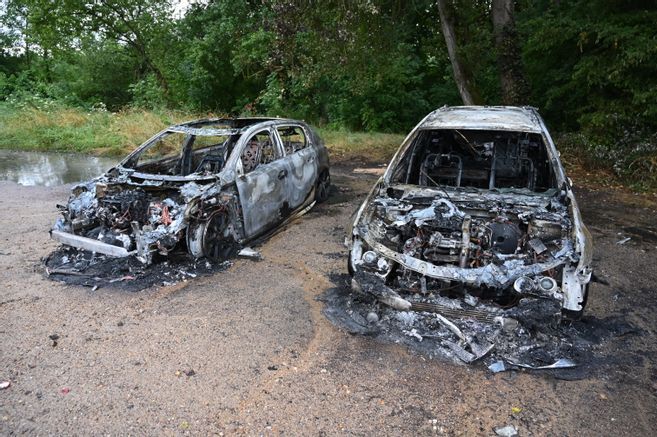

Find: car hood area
<box><xmin>343</xmin><ymin>181</ymin><xmax>594</xmax><ymax>365</ymax></box>
<box><xmin>350</xmin><ymin>182</ymin><xmax>591</xmax><ymax>314</ymax></box>
<box><xmin>50</xmin><ymin>168</ymin><xmax>220</xmax><ymax>264</ymax></box>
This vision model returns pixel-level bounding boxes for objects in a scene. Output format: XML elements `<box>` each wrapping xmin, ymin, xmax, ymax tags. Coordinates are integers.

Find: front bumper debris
<box><xmin>51</xmin><ymin>230</ymin><xmax>135</xmax><ymax>258</ymax></box>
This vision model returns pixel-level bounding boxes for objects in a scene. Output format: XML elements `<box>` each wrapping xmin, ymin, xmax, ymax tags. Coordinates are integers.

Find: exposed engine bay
<box><xmin>51</xmin><ymin>178</ymin><xmax>240</xmax><ymax>264</ymax></box>
<box><xmin>353</xmin><ymin>186</ymin><xmax>573</xmax><ymax>304</ymax></box>
<box><xmin>350</xmin><ymin>127</ymin><xmax>591</xmax><ymax>317</ymax></box>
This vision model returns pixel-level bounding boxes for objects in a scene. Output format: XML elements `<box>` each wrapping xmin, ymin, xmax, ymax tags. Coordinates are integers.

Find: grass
<box><xmin>1</xmin><ymin>102</ymin><xmax>654</xmax><ymax>193</ymax></box>
<box><xmin>0</xmin><ymin>103</ymin><xmax>197</xmax><ymax>157</ymax></box>
<box><xmin>0</xmin><ymin>103</ymin><xmax>405</xmax><ymax>163</ymax></box>
<box><xmin>317</xmin><ymin>129</ymin><xmax>405</xmax><ymax>164</ymax></box>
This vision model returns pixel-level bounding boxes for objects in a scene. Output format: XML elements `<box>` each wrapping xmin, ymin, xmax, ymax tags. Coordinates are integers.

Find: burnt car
<box><xmin>51</xmin><ymin>118</ymin><xmax>330</xmax><ymax>264</ymax></box>
<box><xmin>348</xmin><ymin>106</ymin><xmax>592</xmax><ymax>318</ymax></box>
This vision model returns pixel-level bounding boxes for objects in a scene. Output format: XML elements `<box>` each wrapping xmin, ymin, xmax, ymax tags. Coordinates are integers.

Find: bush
<box><xmin>129</xmin><ymin>75</ymin><xmax>166</xmax><ymax>110</ymax></box>
<box><xmin>559</xmin><ymin>123</ymin><xmax>657</xmax><ymax>190</ymax></box>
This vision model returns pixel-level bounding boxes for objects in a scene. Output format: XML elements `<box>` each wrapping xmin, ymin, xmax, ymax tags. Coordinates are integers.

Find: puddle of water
<box><xmin>0</xmin><ymin>149</ymin><xmax>117</xmax><ymax>187</ymax></box>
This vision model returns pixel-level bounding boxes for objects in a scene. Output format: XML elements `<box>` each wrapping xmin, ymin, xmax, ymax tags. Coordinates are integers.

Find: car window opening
<box><xmin>241</xmin><ymin>130</ymin><xmax>280</xmax><ymax>173</ymax></box>
<box><xmin>124</xmin><ymin>131</ymin><xmax>238</xmax><ymax>176</ymax></box>
<box><xmin>396</xmin><ymin>129</ymin><xmax>556</xmax><ymax>192</ymax></box>
<box><xmin>277</xmin><ymin>126</ymin><xmax>308</xmax><ymax>155</ymax></box>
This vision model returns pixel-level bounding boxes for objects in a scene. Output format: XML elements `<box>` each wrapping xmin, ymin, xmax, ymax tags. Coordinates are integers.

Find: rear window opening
<box><xmin>393</xmin><ymin>129</ymin><xmax>556</xmax><ymax>192</ymax></box>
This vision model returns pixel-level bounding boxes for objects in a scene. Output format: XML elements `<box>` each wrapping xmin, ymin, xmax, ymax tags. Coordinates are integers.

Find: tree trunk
<box><xmin>436</xmin><ymin>0</ymin><xmax>481</xmax><ymax>105</ymax></box>
<box><xmin>491</xmin><ymin>0</ymin><xmax>530</xmax><ymax>105</ymax></box>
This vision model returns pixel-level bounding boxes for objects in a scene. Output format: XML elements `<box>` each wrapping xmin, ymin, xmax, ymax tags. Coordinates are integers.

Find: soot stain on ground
<box><xmin>321</xmin><ymin>273</ymin><xmax>642</xmax><ymax>381</ymax></box>
<box><xmin>43</xmin><ymin>246</ymin><xmax>231</xmax><ymax>292</ymax></box>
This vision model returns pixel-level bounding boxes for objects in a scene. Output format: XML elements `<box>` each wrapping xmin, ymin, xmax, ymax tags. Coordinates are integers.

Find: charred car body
<box><xmin>348</xmin><ymin>106</ymin><xmax>592</xmax><ymax>318</ymax></box>
<box><xmin>51</xmin><ymin>118</ymin><xmax>330</xmax><ymax>264</ymax></box>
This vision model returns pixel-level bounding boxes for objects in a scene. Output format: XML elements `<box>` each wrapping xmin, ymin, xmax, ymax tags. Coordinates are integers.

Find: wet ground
<box><xmin>1</xmin><ymin>165</ymin><xmax>657</xmax><ymax>435</ymax></box>
<box><xmin>0</xmin><ymin>149</ymin><xmax>116</xmax><ymax>186</ymax></box>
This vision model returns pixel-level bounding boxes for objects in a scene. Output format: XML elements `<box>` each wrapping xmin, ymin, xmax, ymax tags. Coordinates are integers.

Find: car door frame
<box><xmin>272</xmin><ymin>123</ymin><xmax>318</xmax><ymax>211</ymax></box>
<box><xmin>233</xmin><ymin>125</ymin><xmax>291</xmax><ymax>239</ymax></box>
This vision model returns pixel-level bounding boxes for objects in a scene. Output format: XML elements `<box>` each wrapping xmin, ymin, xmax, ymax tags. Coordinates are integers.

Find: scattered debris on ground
<box><xmin>44</xmin><ymin>246</ymin><xmax>232</xmax><ymax>292</ymax></box>
<box><xmin>494</xmin><ymin>424</ymin><xmax>519</xmax><ymax>437</ymax></box>
<box><xmin>322</xmin><ymin>273</ymin><xmax>639</xmax><ymax>379</ymax></box>
<box><xmin>48</xmin><ymin>334</ymin><xmax>59</xmax><ymax>347</ymax></box>
<box><xmin>237</xmin><ymin>247</ymin><xmax>262</xmax><ymax>260</ymax></box>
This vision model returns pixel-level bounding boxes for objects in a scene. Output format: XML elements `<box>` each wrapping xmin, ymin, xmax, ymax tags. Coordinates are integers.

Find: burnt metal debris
<box><xmin>345</xmin><ymin>106</ymin><xmax>594</xmax><ymax>368</ymax></box>
<box><xmin>49</xmin><ymin>117</ymin><xmax>330</xmax><ymax>271</ymax></box>
<box><xmin>321</xmin><ymin>270</ymin><xmax>634</xmax><ymax>377</ymax></box>
<box><xmin>44</xmin><ymin>244</ymin><xmax>227</xmax><ymax>291</ymax></box>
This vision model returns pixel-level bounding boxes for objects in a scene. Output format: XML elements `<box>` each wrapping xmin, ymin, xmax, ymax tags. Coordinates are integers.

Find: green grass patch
<box><xmin>0</xmin><ymin>103</ymin><xmax>406</xmax><ymax>163</ymax></box>
<box><xmin>318</xmin><ymin>128</ymin><xmax>405</xmax><ymax>164</ymax></box>
<box><xmin>0</xmin><ymin>103</ymin><xmax>197</xmax><ymax>157</ymax></box>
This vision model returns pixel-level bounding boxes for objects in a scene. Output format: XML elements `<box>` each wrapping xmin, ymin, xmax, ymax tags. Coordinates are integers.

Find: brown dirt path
<box><xmin>0</xmin><ymin>167</ymin><xmax>656</xmax><ymax>435</ymax></box>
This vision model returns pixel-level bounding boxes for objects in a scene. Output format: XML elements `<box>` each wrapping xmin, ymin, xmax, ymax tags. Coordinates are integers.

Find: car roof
<box><xmin>164</xmin><ymin>117</ymin><xmax>306</xmax><ymax>136</ymax></box>
<box><xmin>420</xmin><ymin>106</ymin><xmax>544</xmax><ymax>133</ymax></box>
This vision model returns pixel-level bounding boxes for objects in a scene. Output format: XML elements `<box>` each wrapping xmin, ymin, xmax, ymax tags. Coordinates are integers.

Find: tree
<box><xmin>77</xmin><ymin>0</ymin><xmax>174</xmax><ymax>94</ymax></box>
<box><xmin>491</xmin><ymin>0</ymin><xmax>529</xmax><ymax>104</ymax></box>
<box><xmin>436</xmin><ymin>0</ymin><xmax>481</xmax><ymax>105</ymax></box>
<box><xmin>4</xmin><ymin>0</ymin><xmax>173</xmax><ymax>93</ymax></box>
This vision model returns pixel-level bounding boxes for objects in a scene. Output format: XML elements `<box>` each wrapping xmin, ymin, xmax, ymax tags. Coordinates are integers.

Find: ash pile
<box><xmin>44</xmin><ymin>246</ymin><xmax>228</xmax><ymax>292</ymax></box>
<box><xmin>323</xmin><ymin>274</ymin><xmax>605</xmax><ymax>378</ymax></box>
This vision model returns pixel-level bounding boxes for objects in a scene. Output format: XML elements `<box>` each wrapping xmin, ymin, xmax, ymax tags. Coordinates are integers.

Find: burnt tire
<box><xmin>315</xmin><ymin>170</ymin><xmax>330</xmax><ymax>203</ymax></box>
<box><xmin>186</xmin><ymin>212</ymin><xmax>236</xmax><ymax>260</ymax></box>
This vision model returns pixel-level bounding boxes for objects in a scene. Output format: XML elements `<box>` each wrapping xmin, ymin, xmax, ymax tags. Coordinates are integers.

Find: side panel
<box><xmin>284</xmin><ymin>147</ymin><xmax>318</xmax><ymax>209</ymax></box>
<box><xmin>235</xmin><ymin>159</ymin><xmax>290</xmax><ymax>237</ymax></box>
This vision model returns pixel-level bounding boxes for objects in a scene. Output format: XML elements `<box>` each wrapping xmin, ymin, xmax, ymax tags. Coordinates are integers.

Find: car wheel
<box><xmin>186</xmin><ymin>212</ymin><xmax>236</xmax><ymax>260</ymax></box>
<box><xmin>315</xmin><ymin>170</ymin><xmax>330</xmax><ymax>203</ymax></box>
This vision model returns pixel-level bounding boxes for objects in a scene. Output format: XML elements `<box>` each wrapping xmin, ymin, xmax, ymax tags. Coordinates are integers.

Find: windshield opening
<box><xmin>391</xmin><ymin>129</ymin><xmax>556</xmax><ymax>192</ymax></box>
<box><xmin>124</xmin><ymin>131</ymin><xmax>239</xmax><ymax>176</ymax></box>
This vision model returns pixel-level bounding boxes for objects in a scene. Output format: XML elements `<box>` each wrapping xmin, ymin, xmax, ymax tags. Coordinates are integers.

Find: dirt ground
<box><xmin>1</xmin><ymin>165</ymin><xmax>656</xmax><ymax>436</ymax></box>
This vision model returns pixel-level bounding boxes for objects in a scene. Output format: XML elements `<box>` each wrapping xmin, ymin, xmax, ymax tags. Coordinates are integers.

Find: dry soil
<box><xmin>1</xmin><ymin>165</ymin><xmax>656</xmax><ymax>435</ymax></box>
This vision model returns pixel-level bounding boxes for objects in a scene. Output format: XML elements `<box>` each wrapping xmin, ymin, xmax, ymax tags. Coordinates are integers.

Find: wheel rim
<box><xmin>317</xmin><ymin>172</ymin><xmax>330</xmax><ymax>200</ymax></box>
<box><xmin>202</xmin><ymin>213</ymin><xmax>234</xmax><ymax>260</ymax></box>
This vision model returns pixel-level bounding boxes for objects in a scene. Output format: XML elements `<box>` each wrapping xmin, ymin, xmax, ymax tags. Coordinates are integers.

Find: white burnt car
<box><xmin>51</xmin><ymin>118</ymin><xmax>330</xmax><ymax>263</ymax></box>
<box><xmin>348</xmin><ymin>106</ymin><xmax>592</xmax><ymax>318</ymax></box>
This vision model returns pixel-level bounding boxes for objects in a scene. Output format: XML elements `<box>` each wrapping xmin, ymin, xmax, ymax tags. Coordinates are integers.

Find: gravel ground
<box><xmin>1</xmin><ymin>166</ymin><xmax>656</xmax><ymax>435</ymax></box>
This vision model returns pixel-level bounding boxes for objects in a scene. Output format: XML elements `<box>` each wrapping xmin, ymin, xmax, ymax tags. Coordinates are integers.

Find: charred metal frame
<box><xmin>51</xmin><ymin>118</ymin><xmax>330</xmax><ymax>264</ymax></box>
<box><xmin>348</xmin><ymin>106</ymin><xmax>592</xmax><ymax>314</ymax></box>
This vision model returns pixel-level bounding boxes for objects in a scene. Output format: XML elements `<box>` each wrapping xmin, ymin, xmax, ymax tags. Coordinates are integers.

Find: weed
<box><xmin>0</xmin><ymin>103</ymin><xmax>406</xmax><ymax>164</ymax></box>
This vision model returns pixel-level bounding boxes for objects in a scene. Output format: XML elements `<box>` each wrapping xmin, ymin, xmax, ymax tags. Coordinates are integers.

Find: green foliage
<box><xmin>519</xmin><ymin>0</ymin><xmax>657</xmax><ymax>132</ymax></box>
<box><xmin>1</xmin><ymin>0</ymin><xmax>461</xmax><ymax>130</ymax></box>
<box><xmin>129</xmin><ymin>74</ymin><xmax>166</xmax><ymax>109</ymax></box>
<box><xmin>52</xmin><ymin>41</ymin><xmax>138</xmax><ymax>109</ymax></box>
<box><xmin>451</xmin><ymin>0</ymin><xmax>501</xmax><ymax>103</ymax></box>
<box><xmin>0</xmin><ymin>102</ymin><xmax>193</xmax><ymax>156</ymax></box>
<box><xmin>1</xmin><ymin>0</ymin><xmax>656</xmax><ymax>188</ymax></box>
<box><xmin>517</xmin><ymin>0</ymin><xmax>657</xmax><ymax>188</ymax></box>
